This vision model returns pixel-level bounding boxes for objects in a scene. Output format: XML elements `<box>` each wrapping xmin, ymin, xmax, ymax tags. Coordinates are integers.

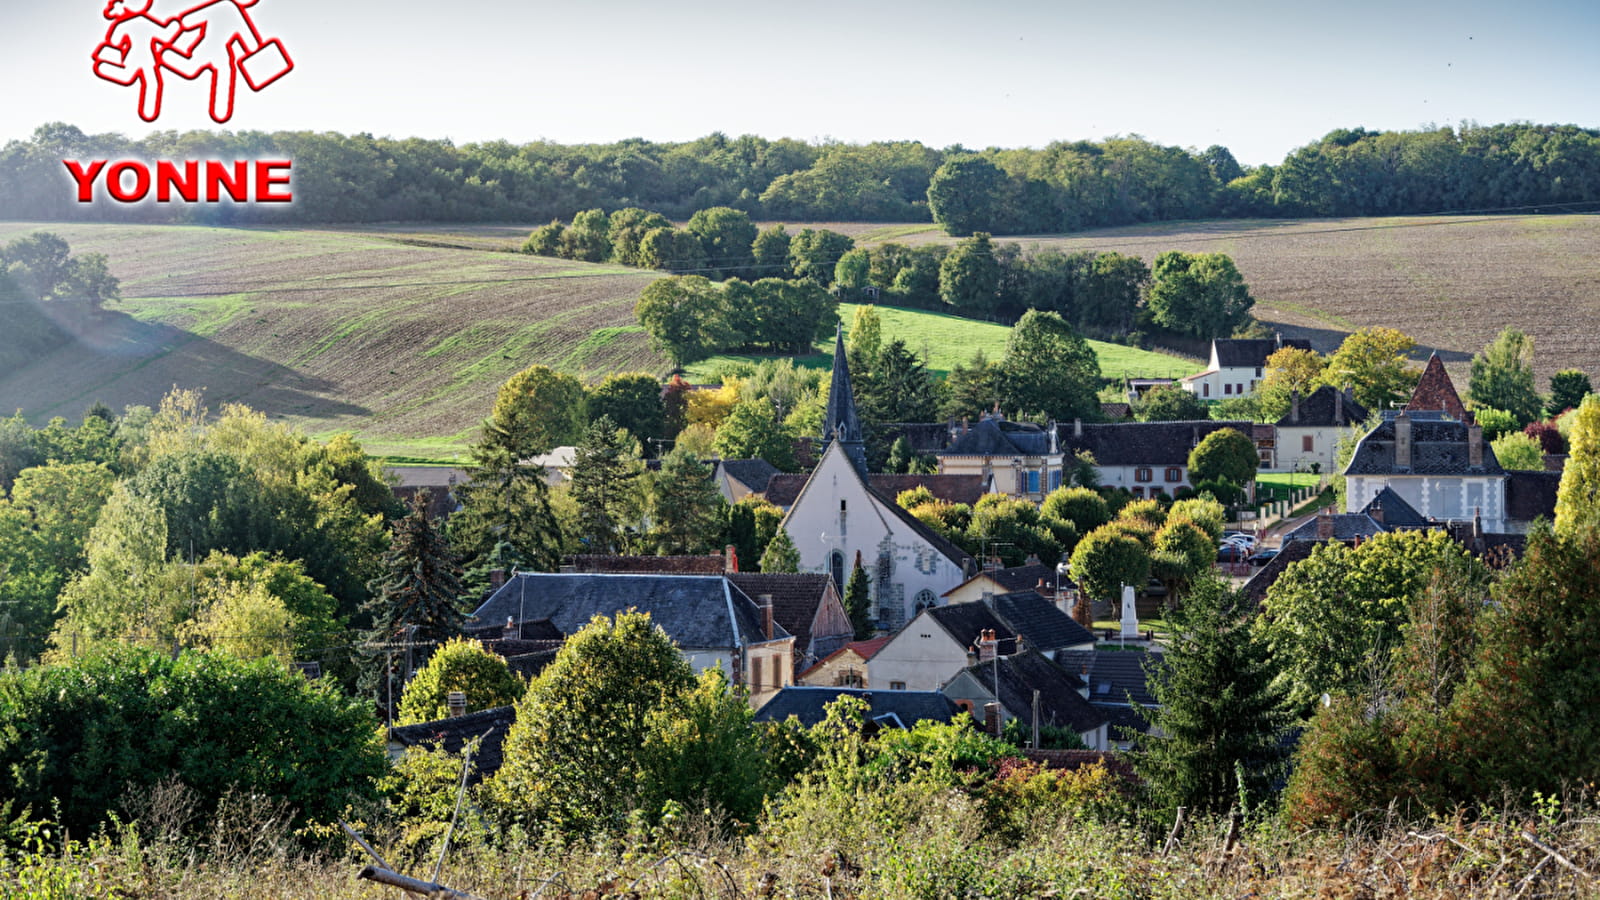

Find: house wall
<box><xmin>1274</xmin><ymin>425</ymin><xmax>1341</xmax><ymax>474</ymax></box>
<box><xmin>944</xmin><ymin>577</ymin><xmax>1008</xmax><ymax>606</ymax></box>
<box><xmin>745</xmin><ymin>639</ymin><xmax>795</xmax><ymax>709</ymax></box>
<box><xmin>939</xmin><ymin>454</ymin><xmax>1061</xmax><ymax>501</ymax></box>
<box><xmin>1181</xmin><ymin>366</ymin><xmax>1263</xmax><ymax>400</ymax></box>
<box><xmin>1347</xmin><ymin>474</ymin><xmax>1507</xmax><ymax>532</ymax></box>
<box><xmin>783</xmin><ymin>443</ymin><xmax>969</xmax><ymax>631</ymax></box>
<box><xmin>1096</xmin><ymin>464</ymin><xmax>1192</xmax><ymax>499</ymax></box>
<box><xmin>799</xmin><ymin>650</ymin><xmax>870</xmax><ymax>688</ymax></box>
<box><xmin>868</xmin><ymin>614</ymin><xmax>971</xmax><ymax>692</ymax></box>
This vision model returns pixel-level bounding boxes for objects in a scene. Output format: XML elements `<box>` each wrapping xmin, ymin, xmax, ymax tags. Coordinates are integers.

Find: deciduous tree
<box><xmin>997</xmin><ymin>310</ymin><xmax>1101</xmax><ymax>422</ymax></box>
<box><xmin>1468</xmin><ymin>327</ymin><xmax>1542</xmax><ymax>427</ymax></box>
<box><xmin>397</xmin><ymin>636</ymin><xmax>526</xmax><ymax>726</ymax></box>
<box><xmin>938</xmin><ymin>232</ymin><xmax>1001</xmax><ymax>314</ymax></box>
<box><xmin>1146</xmin><ymin>251</ymin><xmax>1254</xmax><ymax>340</ymax></box>
<box><xmin>1187</xmin><ymin>427</ymin><xmax>1258</xmax><ymax>488</ymax></box>
<box><xmin>1321</xmin><ymin>327</ymin><xmax>1420</xmax><ymax>412</ymax></box>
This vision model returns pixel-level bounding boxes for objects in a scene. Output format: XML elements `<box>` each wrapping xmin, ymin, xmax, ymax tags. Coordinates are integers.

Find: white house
<box><xmin>1056</xmin><ymin>419</ymin><xmax>1258</xmax><ymax>500</ymax></box>
<box><xmin>1343</xmin><ymin>410</ymin><xmax>1509</xmax><ymax>532</ymax></box>
<box><xmin>1180</xmin><ymin>336</ymin><xmax>1312</xmax><ymax>400</ymax></box>
<box><xmin>1274</xmin><ymin>386</ymin><xmax>1368</xmax><ymax>474</ymax></box>
<box><xmin>867</xmin><ymin>592</ymin><xmax>1096</xmax><ymax>692</ymax></box>
<box><xmin>935</xmin><ymin>414</ymin><xmax>1064</xmax><ymax>501</ymax></box>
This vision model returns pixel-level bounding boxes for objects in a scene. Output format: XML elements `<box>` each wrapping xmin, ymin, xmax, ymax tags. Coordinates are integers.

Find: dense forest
<box><xmin>2</xmin><ymin>122</ymin><xmax>1597</xmax><ymax>231</ymax></box>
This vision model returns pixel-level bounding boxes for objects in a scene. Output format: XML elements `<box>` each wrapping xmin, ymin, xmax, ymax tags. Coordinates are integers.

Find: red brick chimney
<box><xmin>977</xmin><ymin>629</ymin><xmax>998</xmax><ymax>663</ymax></box>
<box><xmin>725</xmin><ymin>544</ymin><xmax>739</xmax><ymax>573</ymax></box>
<box><xmin>983</xmin><ymin>701</ymin><xmax>1002</xmax><ymax>737</ymax></box>
<box><xmin>759</xmin><ymin>594</ymin><xmax>774</xmax><ymax>641</ymax></box>
<box><xmin>1316</xmin><ymin>506</ymin><xmax>1335</xmax><ymax>541</ymax></box>
<box><xmin>489</xmin><ymin>569</ymin><xmax>508</xmax><ymax>590</ymax></box>
<box><xmin>1468</xmin><ymin>417</ymin><xmax>1484</xmax><ymax>469</ymax></box>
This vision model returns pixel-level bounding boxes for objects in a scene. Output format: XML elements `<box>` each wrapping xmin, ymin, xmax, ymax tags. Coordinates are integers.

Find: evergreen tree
<box><xmin>1548</xmin><ymin>369</ymin><xmax>1593</xmax><ymax>415</ymax></box>
<box><xmin>648</xmin><ymin>448</ymin><xmax>725</xmax><ymax>555</ymax></box>
<box><xmin>1135</xmin><ymin>576</ymin><xmax>1292</xmax><ymax>817</ymax></box>
<box><xmin>569</xmin><ymin>415</ymin><xmax>645</xmax><ymax>554</ymax></box>
<box><xmin>366</xmin><ymin>491</ymin><xmax>465</xmax><ymax>645</ymax></box>
<box><xmin>450</xmin><ymin>436</ymin><xmax>565</xmax><ymax>573</ymax></box>
<box><xmin>759</xmin><ymin>529</ymin><xmax>800</xmax><ymax>573</ymax></box>
<box><xmin>940</xmin><ymin>350</ymin><xmax>1001</xmax><ymax>421</ymax></box>
<box><xmin>725</xmin><ymin>496</ymin><xmax>783</xmax><ymax>572</ymax></box>
<box><xmin>858</xmin><ymin>339</ymin><xmax>940</xmax><ymax>466</ymax></box>
<box><xmin>843</xmin><ymin>554</ymin><xmax>873</xmax><ymax>639</ymax></box>
<box><xmin>885</xmin><ymin>436</ymin><xmax>914</xmax><ymax>474</ymax></box>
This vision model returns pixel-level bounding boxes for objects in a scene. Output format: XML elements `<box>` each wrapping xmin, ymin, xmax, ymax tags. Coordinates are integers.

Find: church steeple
<box><xmin>824</xmin><ymin>325</ymin><xmax>870</xmax><ymax>478</ymax></box>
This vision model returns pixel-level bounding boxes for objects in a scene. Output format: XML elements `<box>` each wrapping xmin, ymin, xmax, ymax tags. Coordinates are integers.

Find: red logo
<box><xmin>92</xmin><ymin>0</ymin><xmax>295</xmax><ymax>124</ymax></box>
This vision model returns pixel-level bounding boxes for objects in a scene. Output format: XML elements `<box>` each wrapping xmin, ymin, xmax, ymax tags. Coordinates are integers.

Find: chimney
<box><xmin>759</xmin><ymin>594</ymin><xmax>774</xmax><ymax>641</ymax></box>
<box><xmin>1468</xmin><ymin>418</ymin><xmax>1484</xmax><ymax>469</ymax></box>
<box><xmin>983</xmin><ymin>701</ymin><xmax>1002</xmax><ymax>738</ymax></box>
<box><xmin>489</xmin><ymin>569</ymin><xmax>508</xmax><ymax>590</ymax></box>
<box><xmin>1290</xmin><ymin>390</ymin><xmax>1301</xmax><ymax>424</ymax></box>
<box><xmin>725</xmin><ymin>545</ymin><xmax>739</xmax><ymax>573</ymax></box>
<box><xmin>966</xmin><ymin>645</ymin><xmax>978</xmax><ymax>668</ymax></box>
<box><xmin>503</xmin><ymin>617</ymin><xmax>518</xmax><ymax>641</ymax></box>
<box><xmin>1073</xmin><ymin>418</ymin><xmax>1083</xmax><ymax>438</ymax></box>
<box><xmin>962</xmin><ymin>416</ymin><xmax>970</xmax><ymax>434</ymax></box>
<box><xmin>447</xmin><ymin>691</ymin><xmax>467</xmax><ymax>718</ymax></box>
<box><xmin>1369</xmin><ymin>501</ymin><xmax>1384</xmax><ymax>526</ymax></box>
<box><xmin>1079</xmin><ymin>664</ymin><xmax>1091</xmax><ymax>700</ymax></box>
<box><xmin>1014</xmin><ymin>633</ymin><xmax>1026</xmax><ymax>656</ymax></box>
<box><xmin>1395</xmin><ymin>410</ymin><xmax>1413</xmax><ymax>471</ymax></box>
<box><xmin>1335</xmin><ymin>387</ymin><xmax>1345</xmax><ymax>424</ymax></box>
<box><xmin>1317</xmin><ymin>506</ymin><xmax>1335</xmax><ymax>541</ymax></box>
<box><xmin>977</xmin><ymin>629</ymin><xmax>998</xmax><ymax>663</ymax></box>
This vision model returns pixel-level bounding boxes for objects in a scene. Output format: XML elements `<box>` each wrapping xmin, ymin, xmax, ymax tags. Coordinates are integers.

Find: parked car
<box><xmin>1217</xmin><ymin>543</ymin><xmax>1251</xmax><ymax>563</ymax></box>
<box><xmin>1248</xmin><ymin>547</ymin><xmax>1280</xmax><ymax>566</ymax></box>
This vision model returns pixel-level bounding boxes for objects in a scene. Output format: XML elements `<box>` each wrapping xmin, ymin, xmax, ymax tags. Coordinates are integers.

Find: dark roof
<box><xmin>946</xmin><ymin>564</ymin><xmax>1061</xmax><ymax>597</ymax></box>
<box><xmin>1278</xmin><ymin>386</ymin><xmax>1369</xmax><ymax>428</ymax></box>
<box><xmin>822</xmin><ymin>328</ymin><xmax>869</xmax><ymax>477</ymax></box>
<box><xmin>1096</xmin><ymin>703</ymin><xmax>1155</xmax><ymax>738</ymax></box>
<box><xmin>1283</xmin><ymin>512</ymin><xmax>1388</xmax><ymax>543</ymax></box>
<box><xmin>388</xmin><ymin>705</ymin><xmax>517</xmax><ymax>783</ymax></box>
<box><xmin>1506</xmin><ymin>471</ymin><xmax>1562</xmax><ymax>523</ymax></box>
<box><xmin>954</xmin><ymin>652</ymin><xmax>1106</xmax><ymax>734</ymax></box>
<box><xmin>728</xmin><ymin>573</ymin><xmax>838</xmax><ymax>652</ymax></box>
<box><xmin>1362</xmin><ymin>487</ymin><xmax>1430</xmax><ymax>528</ymax></box>
<box><xmin>763</xmin><ymin>473</ymin><xmax>987</xmax><ymax>508</ymax></box>
<box><xmin>927</xmin><ymin>602</ymin><xmax>1015</xmax><ymax>651</ymax></box>
<box><xmin>1214</xmin><ymin>337</ymin><xmax>1313</xmax><ymax>369</ymax></box>
<box><xmin>470</xmin><ymin>573</ymin><xmax>788</xmax><ymax>650</ymax></box>
<box><xmin>501</xmin><ymin>648</ymin><xmax>561</xmax><ymax>679</ymax></box>
<box><xmin>754</xmin><ymin>687</ymin><xmax>960</xmax><ymax>728</ymax></box>
<box><xmin>990</xmin><ymin>591</ymin><xmax>1096</xmax><ymax>651</ymax></box>
<box><xmin>1345</xmin><ymin>412</ymin><xmax>1505</xmax><ymax>477</ymax></box>
<box><xmin>1242</xmin><ymin>540</ymin><xmax>1322</xmax><ymax>604</ymax></box>
<box><xmin>717</xmin><ymin>458</ymin><xmax>782</xmax><ymax>495</ymax></box>
<box><xmin>1406</xmin><ymin>353</ymin><xmax>1468</xmax><ymax>420</ymax></box>
<box><xmin>1057</xmin><ymin>420</ymin><xmax>1255</xmax><ymax>467</ymax></box>
<box><xmin>938</xmin><ymin>417</ymin><xmax>1056</xmax><ymax>457</ymax></box>
<box><xmin>566</xmin><ymin>555</ymin><xmax>727</xmax><ymax>575</ymax></box>
<box><xmin>1101</xmin><ymin>402</ymin><xmax>1134</xmax><ymax>421</ymax></box>
<box><xmin>1057</xmin><ymin>650</ymin><xmax>1164</xmax><ymax>707</ymax></box>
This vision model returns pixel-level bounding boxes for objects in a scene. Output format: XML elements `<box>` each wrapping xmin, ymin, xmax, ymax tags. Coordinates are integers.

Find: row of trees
<box><xmin>10</xmin><ymin>123</ymin><xmax>1595</xmax><ymax>229</ymax></box>
<box><xmin>1</xmin><ymin>232</ymin><xmax>121</xmax><ymax>373</ymax></box>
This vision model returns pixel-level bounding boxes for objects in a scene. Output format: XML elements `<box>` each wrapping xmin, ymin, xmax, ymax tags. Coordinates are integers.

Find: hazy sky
<box><xmin>5</xmin><ymin>0</ymin><xmax>1598</xmax><ymax>164</ymax></box>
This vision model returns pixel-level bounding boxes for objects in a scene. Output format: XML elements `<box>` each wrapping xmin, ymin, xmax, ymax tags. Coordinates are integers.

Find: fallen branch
<box><xmin>1521</xmin><ymin>830</ymin><xmax>1593</xmax><ymax>881</ymax></box>
<box><xmin>358</xmin><ymin>865</ymin><xmax>487</xmax><ymax>900</ymax></box>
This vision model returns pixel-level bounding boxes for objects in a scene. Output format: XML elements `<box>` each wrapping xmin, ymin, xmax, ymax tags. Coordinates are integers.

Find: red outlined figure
<box><xmin>91</xmin><ymin>0</ymin><xmax>294</xmax><ymax>124</ymax></box>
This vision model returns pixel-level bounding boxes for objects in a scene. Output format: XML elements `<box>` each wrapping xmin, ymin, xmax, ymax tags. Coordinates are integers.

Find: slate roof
<box><xmin>1362</xmin><ymin>487</ymin><xmax>1429</xmax><ymax>528</ymax></box>
<box><xmin>1057</xmin><ymin>420</ymin><xmax>1256</xmax><ymax>467</ymax></box>
<box><xmin>1278</xmin><ymin>386</ymin><xmax>1369</xmax><ymax>428</ymax></box>
<box><xmin>1057</xmin><ymin>650</ymin><xmax>1164</xmax><ymax>707</ymax></box>
<box><xmin>1506</xmin><ymin>470</ymin><xmax>1562</xmax><ymax>523</ymax></box>
<box><xmin>990</xmin><ymin>591</ymin><xmax>1097</xmax><ymax>650</ymax></box>
<box><xmin>754</xmin><ymin>687</ymin><xmax>961</xmax><ymax>728</ymax></box>
<box><xmin>1406</xmin><ymin>353</ymin><xmax>1468</xmax><ymax>420</ymax></box>
<box><xmin>470</xmin><ymin>573</ymin><xmax>789</xmax><ymax>650</ymax></box>
<box><xmin>1213</xmin><ymin>337</ymin><xmax>1313</xmax><ymax>369</ymax></box>
<box><xmin>944</xmin><ymin>563</ymin><xmax>1062</xmax><ymax>597</ymax></box>
<box><xmin>1345</xmin><ymin>412</ymin><xmax>1505</xmax><ymax>477</ymax></box>
<box><xmin>954</xmin><ymin>651</ymin><xmax>1106</xmax><ymax>734</ymax></box>
<box><xmin>388</xmin><ymin>705</ymin><xmax>518</xmax><ymax>783</ymax></box>
<box><xmin>1282</xmin><ymin>512</ymin><xmax>1388</xmax><ymax>543</ymax></box>
<box><xmin>762</xmin><ymin>473</ymin><xmax>987</xmax><ymax>508</ymax></box>
<box><xmin>565</xmin><ymin>555</ymin><xmax>727</xmax><ymax>575</ymax></box>
<box><xmin>729</xmin><ymin>573</ymin><xmax>839</xmax><ymax>653</ymax></box>
<box><xmin>717</xmin><ymin>458</ymin><xmax>782</xmax><ymax>496</ymax></box>
<box><xmin>938</xmin><ymin>417</ymin><xmax>1056</xmax><ymax>457</ymax></box>
<box><xmin>1242</xmin><ymin>540</ymin><xmax>1321</xmax><ymax>604</ymax></box>
<box><xmin>927</xmin><ymin>602</ymin><xmax>1016</xmax><ymax>651</ymax></box>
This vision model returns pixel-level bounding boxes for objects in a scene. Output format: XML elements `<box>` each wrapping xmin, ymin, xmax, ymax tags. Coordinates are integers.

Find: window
<box><xmin>837</xmin><ymin>669</ymin><xmax>863</xmax><ymax>688</ymax></box>
<box><xmin>890</xmin><ymin>681</ymin><xmax>907</xmax><ymax>691</ymax></box>
<box><xmin>1255</xmin><ymin>366</ymin><xmax>1264</xmax><ymax>377</ymax></box>
<box><xmin>914</xmin><ymin>589</ymin><xmax>936</xmax><ymax>611</ymax></box>
<box><xmin>752</xmin><ymin>656</ymin><xmax>764</xmax><ymax>691</ymax></box>
<box><xmin>1050</xmin><ymin>469</ymin><xmax>1062</xmax><ymax>490</ymax></box>
<box><xmin>1203</xmin><ymin>383</ymin><xmax>1211</xmax><ymax>398</ymax></box>
<box><xmin>1026</xmin><ymin>470</ymin><xmax>1041</xmax><ymax>493</ymax></box>
<box><xmin>1224</xmin><ymin>383</ymin><xmax>1233</xmax><ymax>396</ymax></box>
<box><xmin>830</xmin><ymin>551</ymin><xmax>845</xmax><ymax>592</ymax></box>
<box><xmin>1132</xmin><ymin>486</ymin><xmax>1145</xmax><ymax>498</ymax></box>
<box><xmin>1237</xmin><ymin>383</ymin><xmax>1246</xmax><ymax>394</ymax></box>
<box><xmin>1135</xmin><ymin>467</ymin><xmax>1153</xmax><ymax>482</ymax></box>
<box><xmin>1165</xmin><ymin>467</ymin><xmax>1182</xmax><ymax>482</ymax></box>
<box><xmin>1303</xmin><ymin>435</ymin><xmax>1315</xmax><ymax>452</ymax></box>
<box><xmin>840</xmin><ymin>499</ymin><xmax>847</xmax><ymax>512</ymax></box>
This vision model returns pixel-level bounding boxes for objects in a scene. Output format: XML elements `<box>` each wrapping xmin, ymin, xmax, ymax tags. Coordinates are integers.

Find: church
<box><xmin>777</xmin><ymin>329</ymin><xmax>975</xmax><ymax>632</ymax></box>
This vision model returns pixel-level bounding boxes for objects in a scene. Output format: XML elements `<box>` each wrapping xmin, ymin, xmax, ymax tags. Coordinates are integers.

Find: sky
<box><xmin>3</xmin><ymin>0</ymin><xmax>1598</xmax><ymax>165</ymax></box>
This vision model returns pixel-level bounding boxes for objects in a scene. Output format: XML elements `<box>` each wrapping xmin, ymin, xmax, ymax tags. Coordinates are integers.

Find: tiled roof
<box><xmin>566</xmin><ymin>555</ymin><xmax>727</xmax><ymax>575</ymax></box>
<box><xmin>388</xmin><ymin>706</ymin><xmax>517</xmax><ymax>783</ymax></box>
<box><xmin>938</xmin><ymin>417</ymin><xmax>1055</xmax><ymax>457</ymax></box>
<box><xmin>1406</xmin><ymin>353</ymin><xmax>1468</xmax><ymax>420</ymax></box>
<box><xmin>1214</xmin><ymin>338</ymin><xmax>1313</xmax><ymax>368</ymax></box>
<box><xmin>717</xmin><ymin>458</ymin><xmax>782</xmax><ymax>495</ymax></box>
<box><xmin>954</xmin><ymin>651</ymin><xmax>1106</xmax><ymax>734</ymax></box>
<box><xmin>945</xmin><ymin>564</ymin><xmax>1062</xmax><ymax>597</ymax></box>
<box><xmin>1362</xmin><ymin>487</ymin><xmax>1429</xmax><ymax>528</ymax></box>
<box><xmin>1506</xmin><ymin>471</ymin><xmax>1562</xmax><ymax>523</ymax></box>
<box><xmin>1056</xmin><ymin>650</ymin><xmax>1165</xmax><ymax>707</ymax></box>
<box><xmin>991</xmin><ymin>591</ymin><xmax>1096</xmax><ymax>651</ymax></box>
<box><xmin>1242</xmin><ymin>540</ymin><xmax>1321</xmax><ymax>603</ymax></box>
<box><xmin>1101</xmin><ymin>403</ymin><xmax>1134</xmax><ymax>421</ymax></box>
<box><xmin>1282</xmin><ymin>512</ymin><xmax>1388</xmax><ymax>543</ymax></box>
<box><xmin>1345</xmin><ymin>412</ymin><xmax>1505</xmax><ymax>476</ymax></box>
<box><xmin>470</xmin><ymin>573</ymin><xmax>789</xmax><ymax>650</ymax></box>
<box><xmin>928</xmin><ymin>603</ymin><xmax>1015</xmax><ymax>651</ymax></box>
<box><xmin>798</xmin><ymin>636</ymin><xmax>892</xmax><ymax>681</ymax></box>
<box><xmin>1057</xmin><ymin>420</ymin><xmax>1255</xmax><ymax>467</ymax></box>
<box><xmin>1278</xmin><ymin>386</ymin><xmax>1369</xmax><ymax>428</ymax></box>
<box><xmin>729</xmin><ymin>573</ymin><xmax>838</xmax><ymax>653</ymax></box>
<box><xmin>754</xmin><ymin>687</ymin><xmax>960</xmax><ymax>728</ymax></box>
<box><xmin>762</xmin><ymin>473</ymin><xmax>986</xmax><ymax>508</ymax></box>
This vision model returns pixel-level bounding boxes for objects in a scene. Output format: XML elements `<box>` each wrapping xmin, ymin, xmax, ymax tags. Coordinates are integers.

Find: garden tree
<box><xmin>569</xmin><ymin>416</ymin><xmax>646</xmax><ymax>554</ymax></box>
<box><xmin>968</xmin><ymin>495</ymin><xmax>1074</xmax><ymax>567</ymax></box>
<box><xmin>1151</xmin><ymin>520</ymin><xmax>1219</xmax><ymax>600</ymax></box>
<box><xmin>1490</xmin><ymin>431</ymin><xmax>1544</xmax><ymax>471</ymax></box>
<box><xmin>661</xmin><ymin>375</ymin><xmax>693</xmax><ymax>438</ymax></box>
<box><xmin>713</xmin><ymin>397</ymin><xmax>796</xmax><ymax>472</ymax></box>
<box><xmin>759</xmin><ymin>528</ymin><xmax>801</xmax><ymax>573</ymax></box>
<box><xmin>366</xmin><ymin>492</ymin><xmax>466</xmax><ymax>646</ymax></box>
<box><xmin>489</xmin><ymin>366</ymin><xmax>588</xmax><ymax>458</ymax></box>
<box><xmin>586</xmin><ymin>372</ymin><xmax>665</xmax><ymax>453</ymax></box>
<box><xmin>1524</xmin><ymin>420</ymin><xmax>1566</xmax><ymax>455</ymax></box>
<box><xmin>686</xmin><ymin>382</ymin><xmax>739</xmax><ymax>429</ymax></box>
<box><xmin>788</xmin><ymin>228</ymin><xmax>855</xmax><ymax>285</ymax></box>
<box><xmin>1117</xmin><ymin>498</ymin><xmax>1168</xmax><ymax>531</ymax></box>
<box><xmin>648</xmin><ymin>448</ymin><xmax>726</xmax><ymax>555</ymax></box>
<box><xmin>927</xmin><ymin>155</ymin><xmax>1012</xmax><ymax>236</ymax></box>
<box><xmin>451</xmin><ymin>434</ymin><xmax>565</xmax><ymax>574</ymax></box>
<box><xmin>938</xmin><ymin>232</ymin><xmax>1001</xmax><ymax>314</ymax></box>
<box><xmin>846</xmin><ymin>304</ymin><xmax>882</xmax><ymax>377</ymax></box>
<box><xmin>1132</xmin><ymin>385</ymin><xmax>1210</xmax><ymax>422</ymax></box>
<box><xmin>725</xmin><ymin>496</ymin><xmax>783</xmax><ymax>572</ymax></box>
<box><xmin>397</xmin><ymin>636</ymin><xmax>526</xmax><ymax>726</ymax></box>
<box><xmin>606</xmin><ymin>207</ymin><xmax>672</xmax><ymax>267</ymax></box>
<box><xmin>0</xmin><ymin>646</ymin><xmax>386</xmax><ymax>836</ymax></box>
<box><xmin>940</xmin><ymin>350</ymin><xmax>1001</xmax><ymax>420</ymax></box>
<box><xmin>1554</xmin><ymin>396</ymin><xmax>1600</xmax><ymax>537</ymax></box>
<box><xmin>885</xmin><ymin>435</ymin><xmax>926</xmax><ymax>475</ymax></box>
<box><xmin>1145</xmin><ymin>251</ymin><xmax>1254</xmax><ymax>340</ymax></box>
<box><xmin>1068</xmin><ymin>525</ymin><xmax>1150</xmax><ymax>607</ymax></box>
<box><xmin>685</xmin><ymin>206</ymin><xmax>757</xmax><ymax>279</ymax></box>
<box><xmin>558</xmin><ymin>208</ymin><xmax>612</xmax><ymax>262</ymax></box>
<box><xmin>843</xmin><ymin>556</ymin><xmax>873</xmax><ymax>640</ymax></box>
<box><xmin>997</xmin><ymin>310</ymin><xmax>1102</xmax><ymax>422</ymax></box>
<box><xmin>887</xmin><ymin>245</ymin><xmax>947</xmax><ymax>307</ymax></box>
<box><xmin>1471</xmin><ymin>407</ymin><xmax>1516</xmax><ymax>441</ymax></box>
<box><xmin>1321</xmin><ymin>327</ymin><xmax>1420</xmax><ymax>412</ymax></box>
<box><xmin>1134</xmin><ymin>577</ymin><xmax>1292</xmax><ymax>817</ymax></box>
<box><xmin>1548</xmin><ymin>368</ymin><xmax>1593</xmax><ymax>414</ymax></box>
<box><xmin>857</xmin><ymin>339</ymin><xmax>940</xmax><ymax>465</ymax></box>
<box><xmin>1254</xmin><ymin>530</ymin><xmax>1488</xmax><ymax>713</ymax></box>
<box><xmin>1468</xmin><ymin>327</ymin><xmax>1542</xmax><ymax>427</ymax></box>
<box><xmin>1187</xmin><ymin>428</ymin><xmax>1259</xmax><ymax>488</ymax></box>
<box><xmin>738</xmin><ymin>357</ymin><xmax>826</xmax><ymax>418</ymax></box>
<box><xmin>491</xmin><ymin>612</ymin><xmax>770</xmax><ymax>832</ymax></box>
<box><xmin>1255</xmin><ymin>346</ymin><xmax>1327</xmax><ymax>422</ymax></box>
<box><xmin>750</xmin><ymin>224</ymin><xmax>793</xmax><ymax>279</ymax></box>
<box><xmin>1042</xmin><ymin>486</ymin><xmax>1111</xmax><ymax>535</ymax></box>
<box><xmin>833</xmin><ymin>248</ymin><xmax>871</xmax><ymax>291</ymax></box>
<box><xmin>1167</xmin><ymin>497</ymin><xmax>1227</xmax><ymax>542</ymax></box>
<box><xmin>636</xmin><ymin>225</ymin><xmax>707</xmax><ymax>272</ymax></box>
<box><xmin>635</xmin><ymin>275</ymin><xmax>739</xmax><ymax>366</ymax></box>
<box><xmin>179</xmin><ymin>576</ymin><xmax>296</xmax><ymax>663</ymax></box>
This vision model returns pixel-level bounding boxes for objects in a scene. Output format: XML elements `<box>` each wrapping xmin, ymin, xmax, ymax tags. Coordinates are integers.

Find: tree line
<box><xmin>5</xmin><ymin>122</ymin><xmax>1596</xmax><ymax>229</ymax></box>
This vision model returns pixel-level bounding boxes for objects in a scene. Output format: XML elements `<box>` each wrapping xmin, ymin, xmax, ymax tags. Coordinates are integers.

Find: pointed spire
<box><xmin>1406</xmin><ymin>352</ymin><xmax>1467</xmax><ymax>420</ymax></box>
<box><xmin>824</xmin><ymin>325</ymin><xmax>870</xmax><ymax>478</ymax></box>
